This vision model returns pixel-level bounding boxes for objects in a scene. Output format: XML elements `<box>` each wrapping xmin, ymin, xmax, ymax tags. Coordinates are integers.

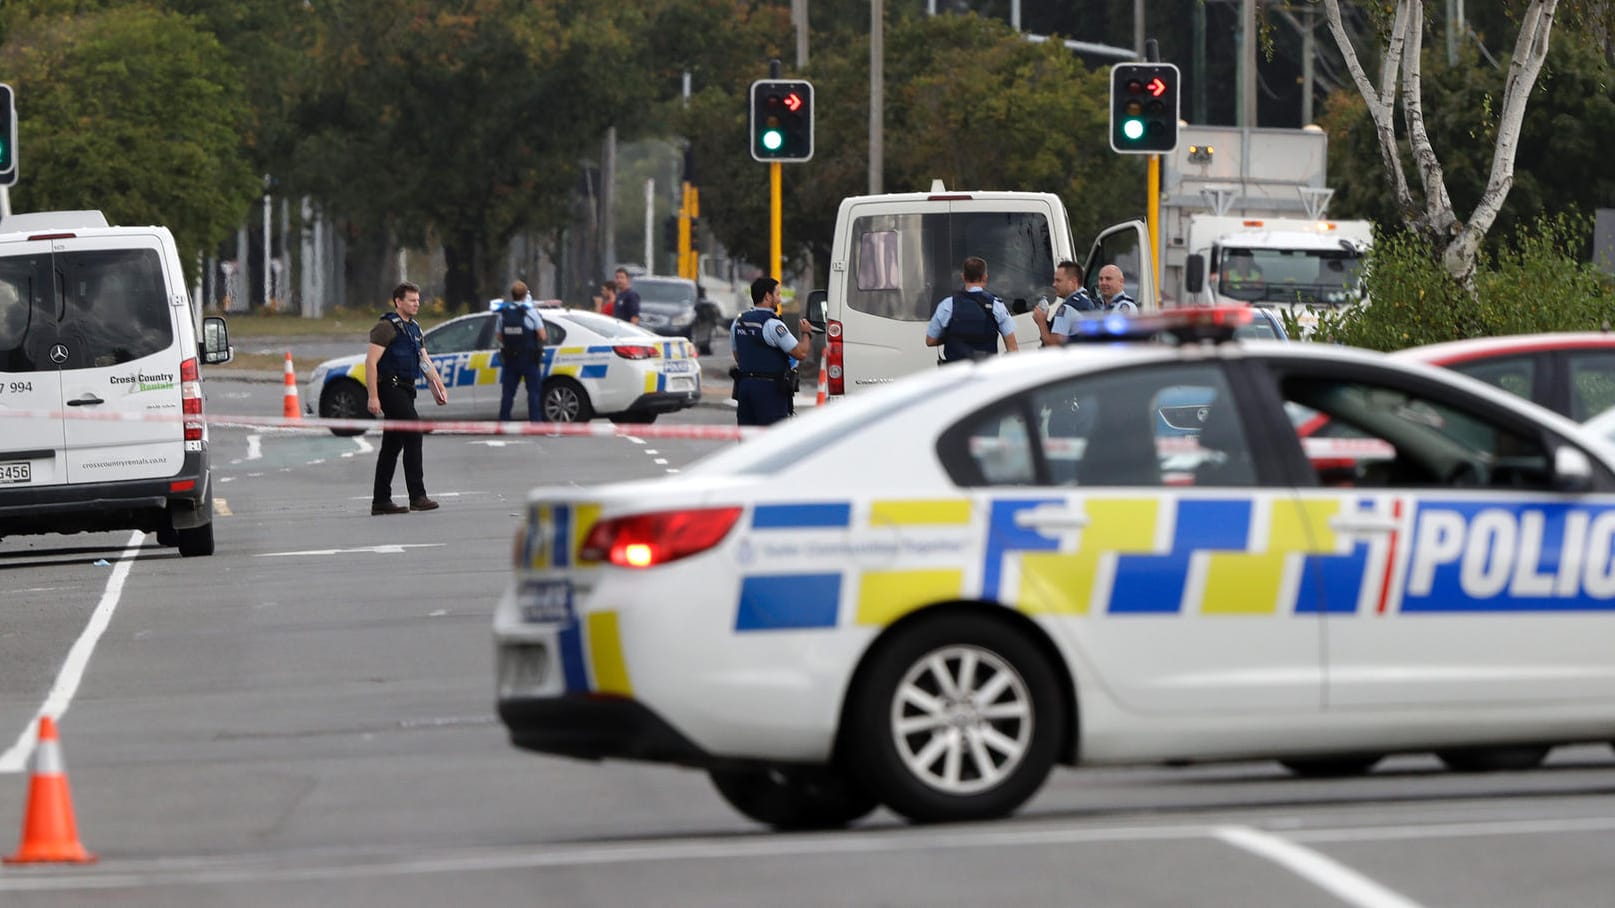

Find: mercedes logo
<box><xmin>1196</xmin><ymin>406</ymin><xmax>1209</xmax><ymax>423</ymax></box>
<box><xmin>48</xmin><ymin>344</ymin><xmax>69</xmax><ymax>364</ymax></box>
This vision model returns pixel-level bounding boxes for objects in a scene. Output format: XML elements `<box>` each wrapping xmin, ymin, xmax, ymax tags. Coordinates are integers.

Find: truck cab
<box><xmin>815</xmin><ymin>182</ymin><xmax>1153</xmax><ymax>396</ymax></box>
<box><xmin>1184</xmin><ymin>217</ymin><xmax>1372</xmax><ymax>331</ymax></box>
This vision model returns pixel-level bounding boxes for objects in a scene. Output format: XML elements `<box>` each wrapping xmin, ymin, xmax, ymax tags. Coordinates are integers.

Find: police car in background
<box><xmin>306</xmin><ymin>309</ymin><xmax>700</xmax><ymax>435</ymax></box>
<box><xmin>495</xmin><ymin>308</ymin><xmax>1615</xmax><ymax>830</ymax></box>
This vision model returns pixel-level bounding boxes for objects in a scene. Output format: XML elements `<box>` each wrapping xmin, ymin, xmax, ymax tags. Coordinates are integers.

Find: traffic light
<box><xmin>688</xmin><ymin>217</ymin><xmax>701</xmax><ymax>250</ymax></box>
<box><xmin>749</xmin><ymin>79</ymin><xmax>814</xmax><ymax>163</ymax></box>
<box><xmin>0</xmin><ymin>83</ymin><xmax>15</xmax><ymax>186</ymax></box>
<box><xmin>1109</xmin><ymin>63</ymin><xmax>1180</xmax><ymax>154</ymax></box>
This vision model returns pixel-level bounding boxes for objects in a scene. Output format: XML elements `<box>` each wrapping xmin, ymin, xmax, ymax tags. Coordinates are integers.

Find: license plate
<box><xmin>663</xmin><ymin>360</ymin><xmax>695</xmax><ymax>373</ymax></box>
<box><xmin>668</xmin><ymin>376</ymin><xmax>695</xmax><ymax>392</ymax></box>
<box><xmin>518</xmin><ymin>579</ymin><xmax>575</xmax><ymax>626</ymax></box>
<box><xmin>0</xmin><ymin>461</ymin><xmax>30</xmax><ymax>484</ymax></box>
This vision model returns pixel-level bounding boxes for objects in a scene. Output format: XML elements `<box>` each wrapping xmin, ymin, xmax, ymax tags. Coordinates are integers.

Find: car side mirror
<box><xmin>1185</xmin><ymin>254</ymin><xmax>1205</xmax><ymax>295</ymax></box>
<box><xmin>1553</xmin><ymin>445</ymin><xmax>1594</xmax><ymax>493</ymax></box>
<box><xmin>805</xmin><ymin>290</ymin><xmax>828</xmax><ymax>330</ymax></box>
<box><xmin>1010</xmin><ymin>298</ymin><xmax>1029</xmax><ymax>315</ymax></box>
<box><xmin>200</xmin><ymin>316</ymin><xmax>232</xmax><ymax>365</ymax></box>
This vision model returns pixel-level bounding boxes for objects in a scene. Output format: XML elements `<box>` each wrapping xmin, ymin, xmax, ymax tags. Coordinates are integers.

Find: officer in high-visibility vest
<box><xmin>730</xmin><ymin>277</ymin><xmax>812</xmax><ymax>426</ymax></box>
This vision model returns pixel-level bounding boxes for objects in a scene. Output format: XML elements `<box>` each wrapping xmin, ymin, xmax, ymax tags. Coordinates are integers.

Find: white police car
<box><xmin>495</xmin><ymin>309</ymin><xmax>1615</xmax><ymax>829</ymax></box>
<box><xmin>306</xmin><ymin>309</ymin><xmax>701</xmax><ymax>435</ymax></box>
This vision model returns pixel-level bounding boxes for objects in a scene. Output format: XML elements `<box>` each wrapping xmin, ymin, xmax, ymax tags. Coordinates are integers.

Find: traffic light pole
<box><xmin>770</xmin><ymin>162</ymin><xmax>782</xmax><ymax>302</ymax></box>
<box><xmin>1148</xmin><ymin>155</ymin><xmax>1161</xmax><ymax>295</ymax></box>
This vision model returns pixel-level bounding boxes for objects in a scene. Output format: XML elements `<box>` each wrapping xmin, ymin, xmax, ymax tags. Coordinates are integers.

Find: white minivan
<box><xmin>808</xmin><ymin>182</ymin><xmax>1155</xmax><ymax>396</ymax></box>
<box><xmin>0</xmin><ymin>211</ymin><xmax>231</xmax><ymax>556</ymax></box>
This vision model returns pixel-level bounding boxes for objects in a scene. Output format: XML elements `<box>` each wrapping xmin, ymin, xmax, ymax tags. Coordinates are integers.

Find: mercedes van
<box><xmin>0</xmin><ymin>211</ymin><xmax>231</xmax><ymax>556</ymax></box>
<box><xmin>808</xmin><ymin>182</ymin><xmax>1155</xmax><ymax>397</ymax></box>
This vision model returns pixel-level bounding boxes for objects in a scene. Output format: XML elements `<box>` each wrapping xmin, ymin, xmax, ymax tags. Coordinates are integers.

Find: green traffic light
<box><xmin>1122</xmin><ymin>119</ymin><xmax>1145</xmax><ymax>141</ymax></box>
<box><xmin>761</xmin><ymin>129</ymin><xmax>784</xmax><ymax>152</ymax></box>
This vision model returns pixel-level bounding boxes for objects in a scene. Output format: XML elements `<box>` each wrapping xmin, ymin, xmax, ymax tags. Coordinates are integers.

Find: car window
<box><xmin>543</xmin><ymin>320</ymin><xmax>566</xmax><ymax>345</ymax></box>
<box><xmin>61</xmin><ymin>248</ymin><xmax>173</xmax><ymax>368</ymax></box>
<box><xmin>946</xmin><ymin>363</ymin><xmax>1252</xmax><ymax>488</ymax></box>
<box><xmin>1279</xmin><ymin>374</ymin><xmax>1551</xmax><ymax>490</ymax></box>
<box><xmin>1447</xmin><ymin>355</ymin><xmax>1535</xmax><ymax>406</ymax></box>
<box><xmin>633</xmin><ymin>280</ymin><xmax>697</xmax><ymax>306</ymax></box>
<box><xmin>0</xmin><ymin>252</ymin><xmax>51</xmax><ymax>372</ymax></box>
<box><xmin>1567</xmin><ymin>350</ymin><xmax>1615</xmax><ymax>421</ymax></box>
<box><xmin>425</xmin><ymin>316</ymin><xmax>489</xmax><ymax>354</ymax></box>
<box><xmin>849</xmin><ymin>211</ymin><xmax>1054</xmax><ymax>321</ymax></box>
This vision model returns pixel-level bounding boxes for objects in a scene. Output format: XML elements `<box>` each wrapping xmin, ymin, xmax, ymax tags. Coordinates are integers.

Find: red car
<box><xmin>1391</xmin><ymin>333</ymin><xmax>1615</xmax><ymax>421</ymax></box>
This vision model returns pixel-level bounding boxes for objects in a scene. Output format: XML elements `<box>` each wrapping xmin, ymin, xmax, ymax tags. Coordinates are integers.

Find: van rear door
<box><xmin>0</xmin><ymin>241</ymin><xmax>68</xmax><ymax>489</ymax></box>
<box><xmin>53</xmin><ymin>237</ymin><xmax>188</xmax><ymax>483</ymax></box>
<box><xmin>1084</xmin><ymin>220</ymin><xmax>1157</xmax><ymax>310</ymax></box>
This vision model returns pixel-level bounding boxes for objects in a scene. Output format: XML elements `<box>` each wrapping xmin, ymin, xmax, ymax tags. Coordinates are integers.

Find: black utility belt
<box><xmin>378</xmin><ymin>374</ymin><xmax>416</xmax><ymax>388</ymax></box>
<box><xmin>734</xmin><ymin>370</ymin><xmax>787</xmax><ymax>380</ymax></box>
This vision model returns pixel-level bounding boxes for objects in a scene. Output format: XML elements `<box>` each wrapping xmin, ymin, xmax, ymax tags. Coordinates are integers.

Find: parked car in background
<box><xmin>306</xmin><ymin>309</ymin><xmax>700</xmax><ymax>433</ymax></box>
<box><xmin>1391</xmin><ymin>333</ymin><xmax>1615</xmax><ymax>421</ymax></box>
<box><xmin>631</xmin><ymin>275</ymin><xmax>719</xmax><ymax>355</ymax></box>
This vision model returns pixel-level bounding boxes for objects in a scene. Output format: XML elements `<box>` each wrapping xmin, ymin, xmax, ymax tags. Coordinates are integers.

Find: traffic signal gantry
<box><xmin>1109</xmin><ymin>63</ymin><xmax>1180</xmax><ymax>155</ymax></box>
<box><xmin>749</xmin><ymin>79</ymin><xmax>814</xmax><ymax>163</ymax></box>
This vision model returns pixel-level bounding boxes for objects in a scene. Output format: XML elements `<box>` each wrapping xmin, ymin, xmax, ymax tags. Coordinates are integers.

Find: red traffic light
<box><xmin>784</xmin><ymin>92</ymin><xmax>802</xmax><ymax>112</ymax></box>
<box><xmin>1147</xmin><ymin>77</ymin><xmax>1167</xmax><ymax>97</ymax></box>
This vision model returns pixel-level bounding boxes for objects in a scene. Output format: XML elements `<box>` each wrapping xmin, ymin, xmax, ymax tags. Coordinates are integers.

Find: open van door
<box><xmin>1083</xmin><ymin>220</ymin><xmax>1156</xmax><ymax>311</ymax></box>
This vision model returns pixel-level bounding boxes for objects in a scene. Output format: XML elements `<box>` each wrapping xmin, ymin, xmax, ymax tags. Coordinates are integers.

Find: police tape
<box><xmin>0</xmin><ymin>407</ymin><xmax>756</xmax><ymax>441</ymax></box>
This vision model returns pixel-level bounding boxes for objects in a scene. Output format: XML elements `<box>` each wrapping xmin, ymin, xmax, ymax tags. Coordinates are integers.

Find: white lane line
<box><xmin>255</xmin><ymin>544</ymin><xmax>444</xmax><ymax>558</ymax></box>
<box><xmin>354</xmin><ymin>436</ymin><xmax>375</xmax><ymax>454</ymax></box>
<box><xmin>654</xmin><ymin>458</ymin><xmax>668</xmax><ymax>465</ymax></box>
<box><xmin>246</xmin><ymin>435</ymin><xmax>262</xmax><ymax>461</ymax></box>
<box><xmin>0</xmin><ymin>530</ymin><xmax>145</xmax><ymax>774</ymax></box>
<box><xmin>1214</xmin><ymin>825</ymin><xmax>1424</xmax><ymax>908</ymax></box>
<box><xmin>1290</xmin><ymin>815</ymin><xmax>1615</xmax><ymax>843</ymax></box>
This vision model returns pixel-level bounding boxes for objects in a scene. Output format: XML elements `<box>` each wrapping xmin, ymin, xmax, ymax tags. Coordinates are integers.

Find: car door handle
<box><xmin>1014</xmin><ymin>508</ymin><xmax>1089</xmax><ymax>531</ymax></box>
<box><xmin>67</xmin><ymin>395</ymin><xmax>104</xmax><ymax>407</ymax></box>
<box><xmin>1328</xmin><ymin>514</ymin><xmax>1399</xmax><ymax>534</ymax></box>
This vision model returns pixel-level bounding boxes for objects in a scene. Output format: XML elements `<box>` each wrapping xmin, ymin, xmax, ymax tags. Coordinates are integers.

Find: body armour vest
<box><xmin>378</xmin><ymin>312</ymin><xmax>424</xmax><ymax>381</ymax></box>
<box><xmin>941</xmin><ymin>290</ymin><xmax>1000</xmax><ymax>363</ymax></box>
<box><xmin>733</xmin><ymin>308</ymin><xmax>790</xmax><ymax>375</ymax></box>
<box><xmin>500</xmin><ymin>303</ymin><xmax>541</xmax><ymax>363</ymax></box>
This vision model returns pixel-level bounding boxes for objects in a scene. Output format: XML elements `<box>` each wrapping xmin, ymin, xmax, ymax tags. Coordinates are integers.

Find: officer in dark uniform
<box><xmin>730</xmin><ymin>277</ymin><xmax>813</xmax><ymax>427</ymax></box>
<box><xmin>365</xmin><ymin>281</ymin><xmax>448</xmax><ymax>515</ymax></box>
<box><xmin>925</xmin><ymin>256</ymin><xmax>1020</xmax><ymax>364</ymax></box>
<box><xmin>497</xmin><ymin>280</ymin><xmax>548</xmax><ymax>421</ymax></box>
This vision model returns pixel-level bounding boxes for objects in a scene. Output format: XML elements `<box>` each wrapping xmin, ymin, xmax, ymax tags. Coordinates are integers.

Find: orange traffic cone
<box><xmin>282</xmin><ymin>352</ymin><xmax>301</xmax><ymax>420</ymax></box>
<box><xmin>5</xmin><ymin>716</ymin><xmax>95</xmax><ymax>864</ymax></box>
<box><xmin>815</xmin><ymin>357</ymin><xmax>828</xmax><ymax>406</ymax></box>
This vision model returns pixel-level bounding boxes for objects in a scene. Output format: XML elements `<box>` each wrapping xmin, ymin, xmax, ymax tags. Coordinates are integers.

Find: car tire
<box><xmin>610</xmin><ymin>412</ymin><xmax>657</xmax><ymax>425</ymax></box>
<box><xmin>1435</xmin><ymin>745</ymin><xmax>1550</xmax><ymax>773</ymax></box>
<box><xmin>320</xmin><ymin>379</ymin><xmax>371</xmax><ymax>437</ymax></box>
<box><xmin>541</xmin><ymin>378</ymin><xmax>593</xmax><ymax>423</ymax></box>
<box><xmin>176</xmin><ymin>521</ymin><xmax>214</xmax><ymax>557</ymax></box>
<box><xmin>846</xmin><ymin>613</ymin><xmax>1063</xmax><ymax>824</ymax></box>
<box><xmin>1279</xmin><ymin>755</ymin><xmax>1383</xmax><ymax>778</ymax></box>
<box><xmin>709</xmin><ymin>766</ymin><xmax>879</xmax><ymax>831</ymax></box>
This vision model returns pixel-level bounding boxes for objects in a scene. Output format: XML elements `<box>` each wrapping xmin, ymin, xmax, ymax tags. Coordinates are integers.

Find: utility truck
<box><xmin>1159</xmin><ymin>125</ymin><xmax>1373</xmax><ymax>331</ymax></box>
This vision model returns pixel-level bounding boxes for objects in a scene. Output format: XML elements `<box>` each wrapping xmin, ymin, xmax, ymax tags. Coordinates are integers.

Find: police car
<box><xmin>495</xmin><ymin>308</ymin><xmax>1615</xmax><ymax>830</ymax></box>
<box><xmin>306</xmin><ymin>309</ymin><xmax>701</xmax><ymax>434</ymax></box>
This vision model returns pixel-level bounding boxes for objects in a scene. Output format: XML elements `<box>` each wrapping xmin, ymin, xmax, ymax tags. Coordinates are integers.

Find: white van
<box><xmin>0</xmin><ymin>211</ymin><xmax>232</xmax><ymax>556</ymax></box>
<box><xmin>808</xmin><ymin>182</ymin><xmax>1155</xmax><ymax>396</ymax></box>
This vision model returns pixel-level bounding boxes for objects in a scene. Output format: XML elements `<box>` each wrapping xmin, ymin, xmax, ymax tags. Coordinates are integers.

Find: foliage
<box><xmin>1296</xmin><ymin>212</ymin><xmax>1615</xmax><ymax>350</ymax></box>
<box><xmin>0</xmin><ymin>5</ymin><xmax>261</xmax><ymax>280</ymax></box>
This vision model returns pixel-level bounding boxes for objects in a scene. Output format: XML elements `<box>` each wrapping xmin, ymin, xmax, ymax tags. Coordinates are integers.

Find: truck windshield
<box><xmin>1218</xmin><ymin>247</ymin><xmax>1363</xmax><ymax>306</ymax></box>
<box><xmin>849</xmin><ymin>211</ymin><xmax>1053</xmax><ymax>321</ymax></box>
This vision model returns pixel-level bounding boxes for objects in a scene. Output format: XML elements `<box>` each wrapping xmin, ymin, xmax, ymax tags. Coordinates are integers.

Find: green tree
<box><xmin>0</xmin><ymin>5</ymin><xmax>261</xmax><ymax>278</ymax></box>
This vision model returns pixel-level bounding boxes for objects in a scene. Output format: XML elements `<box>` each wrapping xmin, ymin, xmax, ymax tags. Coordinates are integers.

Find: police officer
<box><xmin>365</xmin><ymin>281</ymin><xmax>448</xmax><ymax>515</ymax></box>
<box><xmin>731</xmin><ymin>277</ymin><xmax>812</xmax><ymax>427</ymax></box>
<box><xmin>497</xmin><ymin>280</ymin><xmax>548</xmax><ymax>421</ymax></box>
<box><xmin>1032</xmin><ymin>260</ymin><xmax>1095</xmax><ymax>347</ymax></box>
<box><xmin>925</xmin><ymin>256</ymin><xmax>1020</xmax><ymax>364</ymax></box>
<box><xmin>1095</xmin><ymin>264</ymin><xmax>1139</xmax><ymax>313</ymax></box>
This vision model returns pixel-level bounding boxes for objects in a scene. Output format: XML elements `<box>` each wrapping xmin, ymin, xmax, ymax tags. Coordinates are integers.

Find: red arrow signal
<box><xmin>784</xmin><ymin>92</ymin><xmax>802</xmax><ymax>112</ymax></box>
<box><xmin>1147</xmin><ymin>77</ymin><xmax>1167</xmax><ymax>97</ymax></box>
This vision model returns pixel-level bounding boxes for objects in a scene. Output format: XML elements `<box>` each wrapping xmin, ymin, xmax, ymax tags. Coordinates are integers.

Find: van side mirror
<box><xmin>201</xmin><ymin>316</ymin><xmax>232</xmax><ymax>366</ymax></box>
<box><xmin>805</xmin><ymin>290</ymin><xmax>828</xmax><ymax>330</ymax></box>
<box><xmin>1185</xmin><ymin>254</ymin><xmax>1205</xmax><ymax>295</ymax></box>
<box><xmin>1010</xmin><ymin>298</ymin><xmax>1029</xmax><ymax>315</ymax></box>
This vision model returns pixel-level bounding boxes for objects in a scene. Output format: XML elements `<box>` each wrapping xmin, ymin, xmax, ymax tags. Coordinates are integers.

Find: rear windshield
<box><xmin>0</xmin><ymin>247</ymin><xmax>172</xmax><ymax>372</ymax></box>
<box><xmin>633</xmin><ymin>279</ymin><xmax>697</xmax><ymax>305</ymax></box>
<box><xmin>849</xmin><ymin>211</ymin><xmax>1054</xmax><ymax>321</ymax></box>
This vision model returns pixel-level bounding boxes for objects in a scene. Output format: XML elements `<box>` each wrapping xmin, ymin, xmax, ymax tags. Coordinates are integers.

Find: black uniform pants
<box><xmin>736</xmin><ymin>377</ymin><xmax>792</xmax><ymax>426</ymax></box>
<box><xmin>373</xmin><ymin>381</ymin><xmax>426</xmax><ymax>503</ymax></box>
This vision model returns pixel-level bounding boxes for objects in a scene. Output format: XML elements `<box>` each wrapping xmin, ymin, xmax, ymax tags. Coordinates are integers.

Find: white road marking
<box><xmin>246</xmin><ymin>435</ymin><xmax>262</xmax><ymax>461</ymax></box>
<box><xmin>1214</xmin><ymin>825</ymin><xmax>1424</xmax><ymax>908</ymax></box>
<box><xmin>628</xmin><ymin>437</ymin><xmax>646</xmax><ymax>445</ymax></box>
<box><xmin>256</xmin><ymin>544</ymin><xmax>445</xmax><ymax>558</ymax></box>
<box><xmin>354</xmin><ymin>436</ymin><xmax>375</xmax><ymax>454</ymax></box>
<box><xmin>644</xmin><ymin>449</ymin><xmax>659</xmax><ymax>455</ymax></box>
<box><xmin>0</xmin><ymin>530</ymin><xmax>144</xmax><ymax>774</ymax></box>
<box><xmin>654</xmin><ymin>458</ymin><xmax>668</xmax><ymax>465</ymax></box>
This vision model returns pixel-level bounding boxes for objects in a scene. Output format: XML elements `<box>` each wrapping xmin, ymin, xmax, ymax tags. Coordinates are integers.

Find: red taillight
<box><xmin>579</xmin><ymin>507</ymin><xmax>742</xmax><ymax>568</ymax></box>
<box><xmin>169</xmin><ymin>480</ymin><xmax>196</xmax><ymax>493</ymax></box>
<box><xmin>826</xmin><ymin>319</ymin><xmax>844</xmax><ymax>396</ymax></box>
<box><xmin>612</xmin><ymin>345</ymin><xmax>659</xmax><ymax>360</ymax></box>
<box><xmin>180</xmin><ymin>357</ymin><xmax>203</xmax><ymax>441</ymax></box>
<box><xmin>27</xmin><ymin>232</ymin><xmax>76</xmax><ymax>241</ymax></box>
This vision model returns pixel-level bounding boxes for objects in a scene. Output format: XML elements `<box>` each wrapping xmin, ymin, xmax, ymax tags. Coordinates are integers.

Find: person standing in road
<box><xmin>925</xmin><ymin>256</ymin><xmax>1019</xmax><ymax>365</ymax></box>
<box><xmin>612</xmin><ymin>268</ymin><xmax>641</xmax><ymax>325</ymax></box>
<box><xmin>1095</xmin><ymin>264</ymin><xmax>1139</xmax><ymax>313</ymax></box>
<box><xmin>497</xmin><ymin>280</ymin><xmax>548</xmax><ymax>422</ymax></box>
<box><xmin>366</xmin><ymin>281</ymin><xmax>448</xmax><ymax>515</ymax></box>
<box><xmin>1032</xmin><ymin>260</ymin><xmax>1095</xmax><ymax>347</ymax></box>
<box><xmin>731</xmin><ymin>277</ymin><xmax>812</xmax><ymax>427</ymax></box>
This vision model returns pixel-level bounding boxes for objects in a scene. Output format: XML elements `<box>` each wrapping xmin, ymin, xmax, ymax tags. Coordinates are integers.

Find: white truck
<box><xmin>808</xmin><ymin>181</ymin><xmax>1154</xmax><ymax>396</ymax></box>
<box><xmin>1159</xmin><ymin>125</ymin><xmax>1373</xmax><ymax>330</ymax></box>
